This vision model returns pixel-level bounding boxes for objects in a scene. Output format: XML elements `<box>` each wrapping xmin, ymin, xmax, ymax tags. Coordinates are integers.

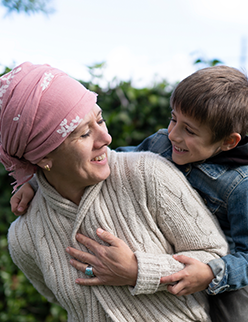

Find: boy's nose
<box><xmin>168</xmin><ymin>127</ymin><xmax>182</xmax><ymax>143</ymax></box>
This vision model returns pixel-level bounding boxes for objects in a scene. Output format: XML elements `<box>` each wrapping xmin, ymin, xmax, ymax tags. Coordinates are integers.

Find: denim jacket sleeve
<box><xmin>206</xmin><ymin>170</ymin><xmax>248</xmax><ymax>294</ymax></box>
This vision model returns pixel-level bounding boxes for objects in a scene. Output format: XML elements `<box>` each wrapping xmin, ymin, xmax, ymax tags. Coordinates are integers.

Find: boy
<box><xmin>119</xmin><ymin>65</ymin><xmax>248</xmax><ymax>322</ymax></box>
<box><xmin>11</xmin><ymin>66</ymin><xmax>248</xmax><ymax>321</ymax></box>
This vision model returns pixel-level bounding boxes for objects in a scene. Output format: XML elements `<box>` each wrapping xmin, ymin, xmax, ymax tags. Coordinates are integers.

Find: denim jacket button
<box><xmin>185</xmin><ymin>166</ymin><xmax>191</xmax><ymax>173</ymax></box>
<box><xmin>204</xmin><ymin>198</ymin><xmax>208</xmax><ymax>205</ymax></box>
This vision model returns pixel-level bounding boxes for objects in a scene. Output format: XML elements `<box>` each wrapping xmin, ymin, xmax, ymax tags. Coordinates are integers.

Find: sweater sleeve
<box><xmin>131</xmin><ymin>153</ymin><xmax>228</xmax><ymax>295</ymax></box>
<box><xmin>8</xmin><ymin>216</ymin><xmax>58</xmax><ymax>304</ymax></box>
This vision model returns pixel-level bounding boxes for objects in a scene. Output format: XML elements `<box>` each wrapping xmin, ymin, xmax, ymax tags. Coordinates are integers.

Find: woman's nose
<box><xmin>94</xmin><ymin>125</ymin><xmax>112</xmax><ymax>148</ymax></box>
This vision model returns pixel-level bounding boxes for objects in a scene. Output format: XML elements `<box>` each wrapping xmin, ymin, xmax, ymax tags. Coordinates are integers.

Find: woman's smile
<box><xmin>91</xmin><ymin>152</ymin><xmax>107</xmax><ymax>162</ymax></box>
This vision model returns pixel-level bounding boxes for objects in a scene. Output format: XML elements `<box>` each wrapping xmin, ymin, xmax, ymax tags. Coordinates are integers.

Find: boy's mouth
<box><xmin>174</xmin><ymin>145</ymin><xmax>187</xmax><ymax>152</ymax></box>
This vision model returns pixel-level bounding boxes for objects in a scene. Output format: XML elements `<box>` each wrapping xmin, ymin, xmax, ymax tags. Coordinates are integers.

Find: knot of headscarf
<box><xmin>0</xmin><ymin>62</ymin><xmax>97</xmax><ymax>191</ymax></box>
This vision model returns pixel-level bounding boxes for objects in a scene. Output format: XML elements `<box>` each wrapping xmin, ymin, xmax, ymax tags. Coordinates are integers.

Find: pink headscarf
<box><xmin>0</xmin><ymin>62</ymin><xmax>97</xmax><ymax>191</ymax></box>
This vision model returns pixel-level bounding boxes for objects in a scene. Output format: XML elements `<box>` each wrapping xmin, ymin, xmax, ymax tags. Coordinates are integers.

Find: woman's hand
<box><xmin>160</xmin><ymin>255</ymin><xmax>214</xmax><ymax>296</ymax></box>
<box><xmin>66</xmin><ymin>228</ymin><xmax>138</xmax><ymax>287</ymax></box>
<box><xmin>10</xmin><ymin>183</ymin><xmax>35</xmax><ymax>216</ymax></box>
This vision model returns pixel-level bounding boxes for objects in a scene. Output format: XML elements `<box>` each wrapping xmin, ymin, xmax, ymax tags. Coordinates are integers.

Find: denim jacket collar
<box><xmin>195</xmin><ymin>163</ymin><xmax>229</xmax><ymax>180</ymax></box>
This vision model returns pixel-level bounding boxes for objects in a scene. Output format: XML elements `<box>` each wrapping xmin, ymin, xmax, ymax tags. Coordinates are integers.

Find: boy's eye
<box><xmin>186</xmin><ymin>127</ymin><xmax>195</xmax><ymax>135</ymax></box>
<box><xmin>169</xmin><ymin>117</ymin><xmax>176</xmax><ymax>123</ymax></box>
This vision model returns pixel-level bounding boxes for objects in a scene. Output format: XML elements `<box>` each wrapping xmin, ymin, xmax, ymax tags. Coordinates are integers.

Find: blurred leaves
<box><xmin>1</xmin><ymin>0</ymin><xmax>55</xmax><ymax>15</ymax></box>
<box><xmin>80</xmin><ymin>64</ymin><xmax>174</xmax><ymax>149</ymax></box>
<box><xmin>194</xmin><ymin>57</ymin><xmax>224</xmax><ymax>68</ymax></box>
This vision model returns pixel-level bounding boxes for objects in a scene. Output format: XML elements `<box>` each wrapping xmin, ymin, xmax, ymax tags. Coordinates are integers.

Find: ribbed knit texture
<box><xmin>8</xmin><ymin>150</ymin><xmax>228</xmax><ymax>322</ymax></box>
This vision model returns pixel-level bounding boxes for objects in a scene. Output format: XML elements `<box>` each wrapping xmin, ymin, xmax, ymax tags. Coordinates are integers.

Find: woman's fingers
<box><xmin>96</xmin><ymin>228</ymin><xmax>121</xmax><ymax>246</ymax></box>
<box><xmin>75</xmin><ymin>230</ymin><xmax>124</xmax><ymax>255</ymax></box>
<box><xmin>69</xmin><ymin>259</ymin><xmax>96</xmax><ymax>278</ymax></box>
<box><xmin>66</xmin><ymin>247</ymin><xmax>96</xmax><ymax>266</ymax></box>
<box><xmin>75</xmin><ymin>233</ymin><xmax>104</xmax><ymax>254</ymax></box>
<box><xmin>69</xmin><ymin>258</ymin><xmax>88</xmax><ymax>273</ymax></box>
<box><xmin>66</xmin><ymin>229</ymin><xmax>138</xmax><ymax>286</ymax></box>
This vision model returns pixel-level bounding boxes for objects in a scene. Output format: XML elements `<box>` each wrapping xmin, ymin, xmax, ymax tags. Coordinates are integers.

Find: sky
<box><xmin>1</xmin><ymin>0</ymin><xmax>248</xmax><ymax>87</ymax></box>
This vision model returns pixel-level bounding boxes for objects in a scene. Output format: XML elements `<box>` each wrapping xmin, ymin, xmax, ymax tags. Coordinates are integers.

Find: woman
<box><xmin>1</xmin><ymin>62</ymin><xmax>228</xmax><ymax>322</ymax></box>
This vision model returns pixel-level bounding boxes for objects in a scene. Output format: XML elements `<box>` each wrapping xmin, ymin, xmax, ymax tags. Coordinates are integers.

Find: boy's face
<box><xmin>168</xmin><ymin>108</ymin><xmax>223</xmax><ymax>165</ymax></box>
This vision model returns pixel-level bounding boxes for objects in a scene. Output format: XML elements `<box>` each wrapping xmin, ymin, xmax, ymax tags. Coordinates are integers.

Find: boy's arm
<box><xmin>10</xmin><ymin>176</ymin><xmax>37</xmax><ymax>215</ymax></box>
<box><xmin>141</xmin><ymin>160</ymin><xmax>227</xmax><ymax>295</ymax></box>
<box><xmin>159</xmin><ymin>254</ymin><xmax>215</xmax><ymax>295</ymax></box>
<box><xmin>162</xmin><ymin>176</ymin><xmax>248</xmax><ymax>296</ymax></box>
<box><xmin>207</xmin><ymin>178</ymin><xmax>248</xmax><ymax>294</ymax></box>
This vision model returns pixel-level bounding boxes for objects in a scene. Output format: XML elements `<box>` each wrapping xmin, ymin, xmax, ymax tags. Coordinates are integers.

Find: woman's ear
<box><xmin>221</xmin><ymin>133</ymin><xmax>241</xmax><ymax>151</ymax></box>
<box><xmin>37</xmin><ymin>157</ymin><xmax>53</xmax><ymax>171</ymax></box>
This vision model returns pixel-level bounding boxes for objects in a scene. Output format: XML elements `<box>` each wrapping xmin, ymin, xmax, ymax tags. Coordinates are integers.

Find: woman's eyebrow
<box><xmin>73</xmin><ymin>108</ymin><xmax>103</xmax><ymax>134</ymax></box>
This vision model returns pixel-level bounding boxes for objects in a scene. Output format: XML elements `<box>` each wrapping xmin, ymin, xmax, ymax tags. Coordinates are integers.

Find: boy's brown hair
<box><xmin>170</xmin><ymin>65</ymin><xmax>248</xmax><ymax>143</ymax></box>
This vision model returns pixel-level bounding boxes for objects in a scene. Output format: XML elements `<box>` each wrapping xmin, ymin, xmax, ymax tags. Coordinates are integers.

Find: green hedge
<box><xmin>0</xmin><ymin>68</ymin><xmax>174</xmax><ymax>321</ymax></box>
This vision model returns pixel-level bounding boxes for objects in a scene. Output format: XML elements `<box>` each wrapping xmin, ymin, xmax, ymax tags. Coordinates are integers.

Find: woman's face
<box><xmin>45</xmin><ymin>104</ymin><xmax>112</xmax><ymax>199</ymax></box>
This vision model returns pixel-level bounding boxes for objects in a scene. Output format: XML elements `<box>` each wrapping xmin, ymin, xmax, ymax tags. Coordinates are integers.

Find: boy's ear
<box><xmin>221</xmin><ymin>133</ymin><xmax>241</xmax><ymax>151</ymax></box>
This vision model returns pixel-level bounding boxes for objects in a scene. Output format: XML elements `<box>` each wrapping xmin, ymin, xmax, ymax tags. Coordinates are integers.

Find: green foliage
<box><xmin>0</xmin><ymin>67</ymin><xmax>11</xmax><ymax>75</ymax></box>
<box><xmin>0</xmin><ymin>64</ymin><xmax>174</xmax><ymax>320</ymax></box>
<box><xmin>1</xmin><ymin>0</ymin><xmax>54</xmax><ymax>15</ymax></box>
<box><xmin>194</xmin><ymin>57</ymin><xmax>224</xmax><ymax>69</ymax></box>
<box><xmin>82</xmin><ymin>79</ymin><xmax>173</xmax><ymax>149</ymax></box>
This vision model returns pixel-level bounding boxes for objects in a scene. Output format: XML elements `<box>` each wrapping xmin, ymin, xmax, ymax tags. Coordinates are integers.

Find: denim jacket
<box><xmin>117</xmin><ymin>129</ymin><xmax>248</xmax><ymax>295</ymax></box>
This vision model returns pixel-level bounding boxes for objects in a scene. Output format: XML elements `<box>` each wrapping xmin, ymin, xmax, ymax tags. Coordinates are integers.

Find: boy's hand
<box><xmin>160</xmin><ymin>255</ymin><xmax>214</xmax><ymax>296</ymax></box>
<box><xmin>10</xmin><ymin>183</ymin><xmax>35</xmax><ymax>216</ymax></box>
<box><xmin>66</xmin><ymin>229</ymin><xmax>138</xmax><ymax>287</ymax></box>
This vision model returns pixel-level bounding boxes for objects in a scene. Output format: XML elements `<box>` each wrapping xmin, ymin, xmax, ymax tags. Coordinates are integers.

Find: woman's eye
<box><xmin>81</xmin><ymin>131</ymin><xmax>91</xmax><ymax>138</ymax></box>
<box><xmin>98</xmin><ymin>118</ymin><xmax>106</xmax><ymax>125</ymax></box>
<box><xmin>80</xmin><ymin>118</ymin><xmax>106</xmax><ymax>138</ymax></box>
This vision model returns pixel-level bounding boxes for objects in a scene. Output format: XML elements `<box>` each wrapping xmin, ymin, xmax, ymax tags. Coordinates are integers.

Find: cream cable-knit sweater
<box><xmin>8</xmin><ymin>150</ymin><xmax>228</xmax><ymax>322</ymax></box>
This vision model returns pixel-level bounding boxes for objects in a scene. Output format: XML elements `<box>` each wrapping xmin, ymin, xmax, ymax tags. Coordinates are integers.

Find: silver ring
<box><xmin>85</xmin><ymin>265</ymin><xmax>95</xmax><ymax>277</ymax></box>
